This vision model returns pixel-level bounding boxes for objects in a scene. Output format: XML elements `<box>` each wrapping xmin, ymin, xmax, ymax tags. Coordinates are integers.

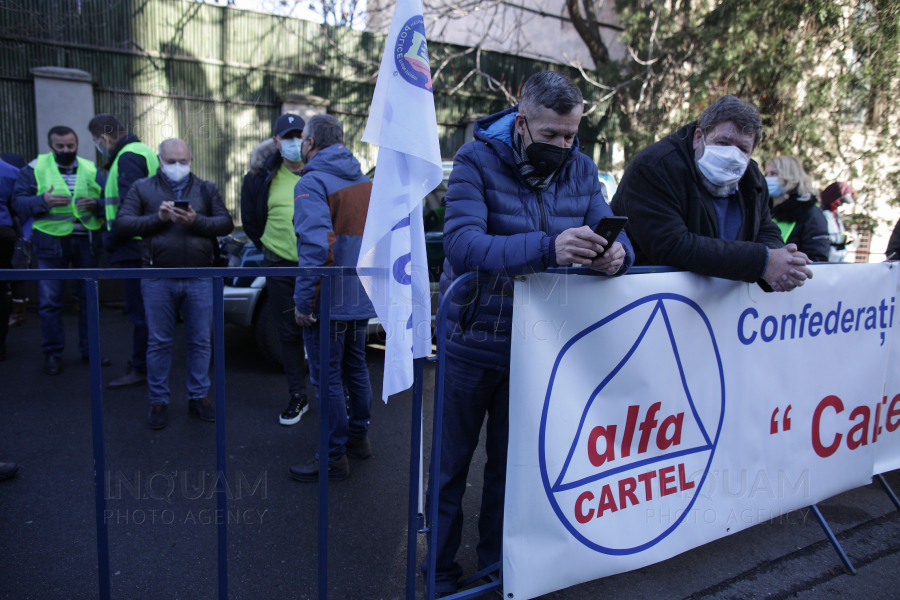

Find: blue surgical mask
<box><xmin>95</xmin><ymin>142</ymin><xmax>110</xmax><ymax>158</ymax></box>
<box><xmin>280</xmin><ymin>138</ymin><xmax>303</xmax><ymax>162</ymax></box>
<box><xmin>766</xmin><ymin>176</ymin><xmax>784</xmax><ymax>199</ymax></box>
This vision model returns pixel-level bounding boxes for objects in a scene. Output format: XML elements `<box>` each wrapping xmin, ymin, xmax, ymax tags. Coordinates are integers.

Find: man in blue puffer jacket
<box><xmin>426</xmin><ymin>71</ymin><xmax>635</xmax><ymax>594</ymax></box>
<box><xmin>290</xmin><ymin>114</ymin><xmax>376</xmax><ymax>483</ymax></box>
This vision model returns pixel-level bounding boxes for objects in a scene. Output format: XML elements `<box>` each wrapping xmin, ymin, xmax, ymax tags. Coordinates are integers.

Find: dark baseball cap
<box><xmin>274</xmin><ymin>114</ymin><xmax>305</xmax><ymax>137</ymax></box>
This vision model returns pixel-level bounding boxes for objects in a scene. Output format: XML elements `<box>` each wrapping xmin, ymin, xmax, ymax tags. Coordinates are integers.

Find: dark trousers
<box><xmin>0</xmin><ymin>226</ymin><xmax>14</xmax><ymax>345</ymax></box>
<box><xmin>263</xmin><ymin>258</ymin><xmax>307</xmax><ymax>395</ymax></box>
<box><xmin>303</xmin><ymin>319</ymin><xmax>372</xmax><ymax>460</ymax></box>
<box><xmin>36</xmin><ymin>235</ymin><xmax>97</xmax><ymax>357</ymax></box>
<box><xmin>422</xmin><ymin>354</ymin><xmax>510</xmax><ymax>592</ymax></box>
<box><xmin>118</xmin><ymin>259</ymin><xmax>148</xmax><ymax>373</ymax></box>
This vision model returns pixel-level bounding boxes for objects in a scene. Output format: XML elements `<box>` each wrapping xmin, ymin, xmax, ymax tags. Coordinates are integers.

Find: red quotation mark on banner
<box><xmin>770</xmin><ymin>405</ymin><xmax>792</xmax><ymax>434</ymax></box>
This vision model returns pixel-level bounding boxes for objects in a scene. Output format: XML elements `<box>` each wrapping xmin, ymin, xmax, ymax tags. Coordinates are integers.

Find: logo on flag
<box><xmin>394</xmin><ymin>16</ymin><xmax>433</xmax><ymax>91</ymax></box>
<box><xmin>360</xmin><ymin>0</ymin><xmax>443</xmax><ymax>400</ymax></box>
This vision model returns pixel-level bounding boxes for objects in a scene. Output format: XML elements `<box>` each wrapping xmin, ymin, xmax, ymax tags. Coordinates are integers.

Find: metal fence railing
<box><xmin>6</xmin><ymin>264</ymin><xmax>893</xmax><ymax>599</ymax></box>
<box><xmin>0</xmin><ymin>265</ymin><xmax>411</xmax><ymax>600</ymax></box>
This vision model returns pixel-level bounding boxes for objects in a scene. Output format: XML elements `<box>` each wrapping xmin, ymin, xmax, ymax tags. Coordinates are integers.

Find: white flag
<box><xmin>359</xmin><ymin>0</ymin><xmax>444</xmax><ymax>401</ymax></box>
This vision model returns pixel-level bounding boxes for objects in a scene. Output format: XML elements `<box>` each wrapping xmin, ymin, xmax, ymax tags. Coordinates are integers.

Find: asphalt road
<box><xmin>2</xmin><ymin>307</ymin><xmax>900</xmax><ymax>600</ymax></box>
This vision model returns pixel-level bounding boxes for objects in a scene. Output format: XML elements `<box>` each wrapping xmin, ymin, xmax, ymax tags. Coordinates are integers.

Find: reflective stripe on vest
<box><xmin>33</xmin><ymin>154</ymin><xmax>104</xmax><ymax>236</ymax></box>
<box><xmin>105</xmin><ymin>142</ymin><xmax>159</xmax><ymax>229</ymax></box>
<box><xmin>772</xmin><ymin>218</ymin><xmax>797</xmax><ymax>244</ymax></box>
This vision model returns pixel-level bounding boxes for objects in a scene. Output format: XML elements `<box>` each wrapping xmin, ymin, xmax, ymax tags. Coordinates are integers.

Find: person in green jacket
<box><xmin>11</xmin><ymin>125</ymin><xmax>109</xmax><ymax>376</ymax></box>
<box><xmin>90</xmin><ymin>114</ymin><xmax>159</xmax><ymax>389</ymax></box>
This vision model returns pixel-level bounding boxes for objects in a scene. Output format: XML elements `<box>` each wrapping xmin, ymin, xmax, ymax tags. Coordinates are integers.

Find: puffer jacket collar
<box><xmin>473</xmin><ymin>104</ymin><xmax>583</xmax><ymax>179</ymax></box>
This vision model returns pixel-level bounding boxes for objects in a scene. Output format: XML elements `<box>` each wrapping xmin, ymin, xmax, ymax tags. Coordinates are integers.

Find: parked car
<box><xmin>598</xmin><ymin>171</ymin><xmax>618</xmax><ymax>203</ymax></box>
<box><xmin>221</xmin><ymin>160</ymin><xmax>454</xmax><ymax>365</ymax></box>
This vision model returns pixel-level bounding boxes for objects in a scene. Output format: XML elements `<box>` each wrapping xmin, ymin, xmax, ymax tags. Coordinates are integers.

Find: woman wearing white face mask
<box><xmin>764</xmin><ymin>156</ymin><xmax>830</xmax><ymax>262</ymax></box>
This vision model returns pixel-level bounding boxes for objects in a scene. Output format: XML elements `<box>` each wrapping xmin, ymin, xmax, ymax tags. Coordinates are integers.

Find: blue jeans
<box><xmin>141</xmin><ymin>277</ymin><xmax>213</xmax><ymax>404</ymax></box>
<box><xmin>422</xmin><ymin>355</ymin><xmax>510</xmax><ymax>593</ymax></box>
<box><xmin>36</xmin><ymin>235</ymin><xmax>97</xmax><ymax>357</ymax></box>
<box><xmin>119</xmin><ymin>259</ymin><xmax>148</xmax><ymax>373</ymax></box>
<box><xmin>303</xmin><ymin>320</ymin><xmax>372</xmax><ymax>460</ymax></box>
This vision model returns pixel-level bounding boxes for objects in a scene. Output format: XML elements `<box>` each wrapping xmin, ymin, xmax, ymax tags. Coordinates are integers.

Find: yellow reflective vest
<box><xmin>104</xmin><ymin>142</ymin><xmax>159</xmax><ymax>229</ymax></box>
<box><xmin>33</xmin><ymin>153</ymin><xmax>104</xmax><ymax>236</ymax></box>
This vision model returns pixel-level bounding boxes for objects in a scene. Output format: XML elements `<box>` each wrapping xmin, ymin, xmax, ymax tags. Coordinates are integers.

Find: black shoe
<box><xmin>188</xmin><ymin>397</ymin><xmax>215</xmax><ymax>422</ymax></box>
<box><xmin>346</xmin><ymin>437</ymin><xmax>372</xmax><ymax>460</ymax></box>
<box><xmin>0</xmin><ymin>340</ymin><xmax>6</xmax><ymax>361</ymax></box>
<box><xmin>81</xmin><ymin>354</ymin><xmax>112</xmax><ymax>367</ymax></box>
<box><xmin>289</xmin><ymin>455</ymin><xmax>349</xmax><ymax>482</ymax></box>
<box><xmin>279</xmin><ymin>392</ymin><xmax>309</xmax><ymax>425</ymax></box>
<box><xmin>0</xmin><ymin>461</ymin><xmax>18</xmax><ymax>482</ymax></box>
<box><xmin>44</xmin><ymin>355</ymin><xmax>62</xmax><ymax>376</ymax></box>
<box><xmin>147</xmin><ymin>403</ymin><xmax>168</xmax><ymax>429</ymax></box>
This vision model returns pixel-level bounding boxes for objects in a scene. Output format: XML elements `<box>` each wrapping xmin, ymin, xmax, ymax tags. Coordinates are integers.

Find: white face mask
<box><xmin>696</xmin><ymin>136</ymin><xmax>749</xmax><ymax>190</ymax></box>
<box><xmin>160</xmin><ymin>161</ymin><xmax>191</xmax><ymax>182</ymax></box>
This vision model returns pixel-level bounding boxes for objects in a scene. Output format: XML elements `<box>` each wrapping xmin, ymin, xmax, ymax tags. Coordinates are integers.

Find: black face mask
<box><xmin>523</xmin><ymin>115</ymin><xmax>570</xmax><ymax>177</ymax></box>
<box><xmin>53</xmin><ymin>150</ymin><xmax>78</xmax><ymax>166</ymax></box>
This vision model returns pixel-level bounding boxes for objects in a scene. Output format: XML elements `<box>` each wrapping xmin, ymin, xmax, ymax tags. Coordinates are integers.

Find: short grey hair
<box><xmin>519</xmin><ymin>71</ymin><xmax>584</xmax><ymax>117</ymax></box>
<box><xmin>304</xmin><ymin>114</ymin><xmax>343</xmax><ymax>149</ymax></box>
<box><xmin>697</xmin><ymin>95</ymin><xmax>763</xmax><ymax>149</ymax></box>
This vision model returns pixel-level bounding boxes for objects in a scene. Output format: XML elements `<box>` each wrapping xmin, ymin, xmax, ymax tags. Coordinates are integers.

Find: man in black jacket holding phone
<box><xmin>116</xmin><ymin>138</ymin><xmax>234</xmax><ymax>429</ymax></box>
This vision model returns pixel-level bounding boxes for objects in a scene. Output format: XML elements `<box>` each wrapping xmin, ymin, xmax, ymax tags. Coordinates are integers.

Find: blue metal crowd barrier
<box><xmin>4</xmin><ymin>263</ymin><xmax>897</xmax><ymax>599</ymax></box>
<box><xmin>0</xmin><ymin>266</ymin><xmax>401</xmax><ymax>600</ymax></box>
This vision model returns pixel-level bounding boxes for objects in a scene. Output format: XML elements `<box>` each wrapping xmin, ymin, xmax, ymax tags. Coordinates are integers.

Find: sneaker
<box><xmin>346</xmin><ymin>437</ymin><xmax>372</xmax><ymax>460</ymax></box>
<box><xmin>188</xmin><ymin>397</ymin><xmax>215</xmax><ymax>422</ymax></box>
<box><xmin>107</xmin><ymin>369</ymin><xmax>147</xmax><ymax>389</ymax></box>
<box><xmin>147</xmin><ymin>403</ymin><xmax>168</xmax><ymax>429</ymax></box>
<box><xmin>289</xmin><ymin>455</ymin><xmax>349</xmax><ymax>482</ymax></box>
<box><xmin>279</xmin><ymin>392</ymin><xmax>309</xmax><ymax>425</ymax></box>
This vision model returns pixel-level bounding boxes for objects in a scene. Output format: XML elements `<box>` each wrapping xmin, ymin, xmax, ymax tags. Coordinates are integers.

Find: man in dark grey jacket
<box><xmin>116</xmin><ymin>138</ymin><xmax>234</xmax><ymax>429</ymax></box>
<box><xmin>611</xmin><ymin>95</ymin><xmax>813</xmax><ymax>292</ymax></box>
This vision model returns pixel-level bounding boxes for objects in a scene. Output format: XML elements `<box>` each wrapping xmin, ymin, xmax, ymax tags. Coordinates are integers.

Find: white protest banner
<box><xmin>359</xmin><ymin>0</ymin><xmax>444</xmax><ymax>400</ymax></box>
<box><xmin>504</xmin><ymin>264</ymin><xmax>899</xmax><ymax>600</ymax></box>
<box><xmin>875</xmin><ymin>265</ymin><xmax>900</xmax><ymax>474</ymax></box>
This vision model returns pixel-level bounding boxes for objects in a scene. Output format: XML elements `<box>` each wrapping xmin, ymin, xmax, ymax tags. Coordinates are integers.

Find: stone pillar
<box><xmin>461</xmin><ymin>114</ymin><xmax>488</xmax><ymax>143</ymax></box>
<box><xmin>280</xmin><ymin>94</ymin><xmax>330</xmax><ymax>122</ymax></box>
<box><xmin>31</xmin><ymin>67</ymin><xmax>95</xmax><ymax>160</ymax></box>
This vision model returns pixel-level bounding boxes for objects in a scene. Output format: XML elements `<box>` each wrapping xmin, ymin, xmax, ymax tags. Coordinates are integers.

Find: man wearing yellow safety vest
<box><xmin>90</xmin><ymin>114</ymin><xmax>159</xmax><ymax>389</ymax></box>
<box><xmin>12</xmin><ymin>125</ymin><xmax>110</xmax><ymax>376</ymax></box>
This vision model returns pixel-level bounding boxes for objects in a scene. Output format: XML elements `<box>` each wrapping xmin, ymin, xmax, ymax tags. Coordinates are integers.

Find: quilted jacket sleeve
<box><xmin>442</xmin><ymin>145</ymin><xmax>552</xmax><ymax>277</ymax></box>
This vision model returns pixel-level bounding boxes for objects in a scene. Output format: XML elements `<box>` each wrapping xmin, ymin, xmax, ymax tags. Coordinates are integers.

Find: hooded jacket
<box><xmin>115</xmin><ymin>172</ymin><xmax>234</xmax><ymax>268</ymax></box>
<box><xmin>440</xmin><ymin>105</ymin><xmax>634</xmax><ymax>371</ymax></box>
<box><xmin>0</xmin><ymin>159</ymin><xmax>19</xmax><ymax>229</ymax></box>
<box><xmin>292</xmin><ymin>143</ymin><xmax>375</xmax><ymax>321</ymax></box>
<box><xmin>610</xmin><ymin>121</ymin><xmax>785</xmax><ymax>283</ymax></box>
<box><xmin>240</xmin><ymin>139</ymin><xmax>284</xmax><ymax>252</ymax></box>
<box><xmin>770</xmin><ymin>192</ymin><xmax>830</xmax><ymax>262</ymax></box>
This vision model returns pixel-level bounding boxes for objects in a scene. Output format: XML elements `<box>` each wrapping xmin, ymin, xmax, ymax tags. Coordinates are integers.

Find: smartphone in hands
<box><xmin>173</xmin><ymin>200</ymin><xmax>190</xmax><ymax>211</ymax></box>
<box><xmin>592</xmin><ymin>216</ymin><xmax>628</xmax><ymax>256</ymax></box>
